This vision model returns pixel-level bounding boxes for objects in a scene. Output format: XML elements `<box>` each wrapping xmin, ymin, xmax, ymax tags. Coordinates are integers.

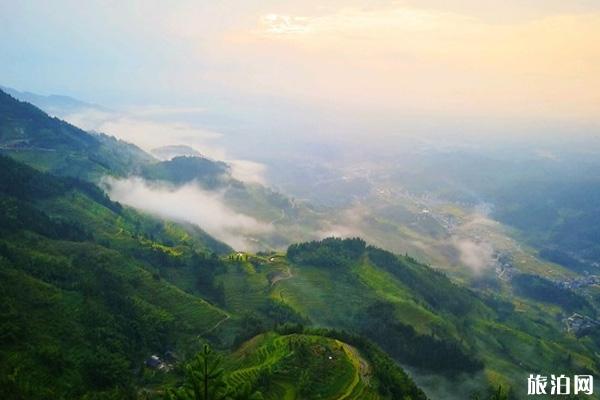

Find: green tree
<box><xmin>165</xmin><ymin>345</ymin><xmax>227</xmax><ymax>400</ymax></box>
<box><xmin>165</xmin><ymin>344</ymin><xmax>264</xmax><ymax>400</ymax></box>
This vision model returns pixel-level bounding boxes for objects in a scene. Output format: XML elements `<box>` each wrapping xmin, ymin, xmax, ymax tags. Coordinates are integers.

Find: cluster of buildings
<box><xmin>556</xmin><ymin>275</ymin><xmax>600</xmax><ymax>290</ymax></box>
<box><xmin>145</xmin><ymin>351</ymin><xmax>177</xmax><ymax>372</ymax></box>
<box><xmin>493</xmin><ymin>251</ymin><xmax>516</xmax><ymax>281</ymax></box>
<box><xmin>564</xmin><ymin>313</ymin><xmax>600</xmax><ymax>336</ymax></box>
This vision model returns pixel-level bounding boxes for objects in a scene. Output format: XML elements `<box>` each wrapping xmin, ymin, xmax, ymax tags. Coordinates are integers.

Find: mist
<box><xmin>63</xmin><ymin>105</ymin><xmax>270</xmax><ymax>185</ymax></box>
<box><xmin>452</xmin><ymin>238</ymin><xmax>494</xmax><ymax>274</ymax></box>
<box><xmin>102</xmin><ymin>176</ymin><xmax>272</xmax><ymax>250</ymax></box>
<box><xmin>65</xmin><ymin>107</ymin><xmax>226</xmax><ymax>159</ymax></box>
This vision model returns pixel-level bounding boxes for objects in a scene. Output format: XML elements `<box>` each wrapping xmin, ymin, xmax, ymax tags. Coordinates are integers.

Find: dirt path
<box><xmin>270</xmin><ymin>209</ymin><xmax>286</xmax><ymax>225</ymax></box>
<box><xmin>270</xmin><ymin>266</ymin><xmax>293</xmax><ymax>286</ymax></box>
<box><xmin>197</xmin><ymin>313</ymin><xmax>230</xmax><ymax>338</ymax></box>
<box><xmin>336</xmin><ymin>343</ymin><xmax>366</xmax><ymax>400</ymax></box>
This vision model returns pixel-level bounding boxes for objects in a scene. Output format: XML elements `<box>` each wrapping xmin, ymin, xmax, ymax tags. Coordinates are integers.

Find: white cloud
<box><xmin>229</xmin><ymin>159</ymin><xmax>268</xmax><ymax>184</ymax></box>
<box><xmin>103</xmin><ymin>176</ymin><xmax>272</xmax><ymax>250</ymax></box>
<box><xmin>63</xmin><ymin>106</ymin><xmax>269</xmax><ymax>184</ymax></box>
<box><xmin>260</xmin><ymin>14</ymin><xmax>312</xmax><ymax>34</ymax></box>
<box><xmin>452</xmin><ymin>238</ymin><xmax>494</xmax><ymax>273</ymax></box>
<box><xmin>64</xmin><ymin>108</ymin><xmax>226</xmax><ymax>159</ymax></box>
<box><xmin>124</xmin><ymin>105</ymin><xmax>208</xmax><ymax>117</ymax></box>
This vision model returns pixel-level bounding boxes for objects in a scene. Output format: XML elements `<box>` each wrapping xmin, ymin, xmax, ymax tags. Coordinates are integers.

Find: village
<box><xmin>556</xmin><ymin>274</ymin><xmax>600</xmax><ymax>290</ymax></box>
<box><xmin>564</xmin><ymin>313</ymin><xmax>600</xmax><ymax>336</ymax></box>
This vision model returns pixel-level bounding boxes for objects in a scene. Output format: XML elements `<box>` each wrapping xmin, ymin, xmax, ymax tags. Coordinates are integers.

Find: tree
<box><xmin>165</xmin><ymin>344</ymin><xmax>264</xmax><ymax>400</ymax></box>
<box><xmin>165</xmin><ymin>345</ymin><xmax>227</xmax><ymax>400</ymax></box>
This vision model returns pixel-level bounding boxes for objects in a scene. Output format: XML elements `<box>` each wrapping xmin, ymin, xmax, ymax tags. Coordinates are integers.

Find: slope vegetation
<box><xmin>0</xmin><ymin>155</ymin><xmax>229</xmax><ymax>399</ymax></box>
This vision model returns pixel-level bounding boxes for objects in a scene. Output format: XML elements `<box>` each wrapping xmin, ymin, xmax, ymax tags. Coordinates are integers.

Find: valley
<box><xmin>1</xmin><ymin>88</ymin><xmax>600</xmax><ymax>399</ymax></box>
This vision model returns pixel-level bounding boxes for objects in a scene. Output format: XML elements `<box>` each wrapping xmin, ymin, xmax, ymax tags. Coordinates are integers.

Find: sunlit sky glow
<box><xmin>1</xmin><ymin>0</ymin><xmax>599</xmax><ymax>139</ymax></box>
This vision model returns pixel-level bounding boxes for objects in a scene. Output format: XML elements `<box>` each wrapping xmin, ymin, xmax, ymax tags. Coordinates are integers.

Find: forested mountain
<box><xmin>0</xmin><ymin>90</ymin><xmax>154</xmax><ymax>180</ymax></box>
<box><xmin>0</xmin><ymin>154</ymin><xmax>430</xmax><ymax>399</ymax></box>
<box><xmin>0</xmin><ymin>89</ymin><xmax>322</xmax><ymax>250</ymax></box>
<box><xmin>2</xmin><ymin>151</ymin><xmax>598</xmax><ymax>398</ymax></box>
<box><xmin>0</xmin><ymin>85</ymin><xmax>103</xmax><ymax>115</ymax></box>
<box><xmin>0</xmin><ymin>96</ymin><xmax>429</xmax><ymax>399</ymax></box>
<box><xmin>2</xmin><ymin>90</ymin><xmax>600</xmax><ymax>399</ymax></box>
<box><xmin>0</xmin><ymin>155</ymin><xmax>228</xmax><ymax>398</ymax></box>
<box><xmin>141</xmin><ymin>156</ymin><xmax>231</xmax><ymax>188</ymax></box>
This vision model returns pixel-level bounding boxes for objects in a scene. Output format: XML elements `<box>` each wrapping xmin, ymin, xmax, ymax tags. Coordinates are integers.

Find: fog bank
<box><xmin>103</xmin><ymin>176</ymin><xmax>271</xmax><ymax>250</ymax></box>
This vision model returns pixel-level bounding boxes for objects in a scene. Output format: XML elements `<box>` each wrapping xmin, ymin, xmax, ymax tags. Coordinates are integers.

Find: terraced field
<box><xmin>212</xmin><ymin>246</ymin><xmax>600</xmax><ymax>399</ymax></box>
<box><xmin>218</xmin><ymin>261</ymin><xmax>271</xmax><ymax>314</ymax></box>
<box><xmin>224</xmin><ymin>333</ymin><xmax>381</xmax><ymax>400</ymax></box>
<box><xmin>271</xmin><ymin>265</ymin><xmax>376</xmax><ymax>327</ymax></box>
<box><xmin>270</xmin><ymin>258</ymin><xmax>451</xmax><ymax>336</ymax></box>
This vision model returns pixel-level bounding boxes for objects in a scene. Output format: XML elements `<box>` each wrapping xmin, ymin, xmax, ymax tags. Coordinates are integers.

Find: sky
<box><xmin>2</xmin><ymin>0</ymin><xmax>600</xmax><ymax>252</ymax></box>
<box><xmin>1</xmin><ymin>0</ymin><xmax>599</xmax><ymax>143</ymax></box>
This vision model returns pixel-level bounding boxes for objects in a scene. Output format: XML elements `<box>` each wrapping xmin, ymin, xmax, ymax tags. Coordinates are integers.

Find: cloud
<box><xmin>102</xmin><ymin>176</ymin><xmax>272</xmax><ymax>250</ymax></box>
<box><xmin>447</xmin><ymin>211</ymin><xmax>500</xmax><ymax>273</ymax></box>
<box><xmin>228</xmin><ymin>159</ymin><xmax>268</xmax><ymax>184</ymax></box>
<box><xmin>260</xmin><ymin>14</ymin><xmax>312</xmax><ymax>34</ymax></box>
<box><xmin>215</xmin><ymin>5</ymin><xmax>600</xmax><ymax>124</ymax></box>
<box><xmin>452</xmin><ymin>238</ymin><xmax>494</xmax><ymax>273</ymax></box>
<box><xmin>64</xmin><ymin>108</ymin><xmax>226</xmax><ymax>159</ymax></box>
<box><xmin>124</xmin><ymin>105</ymin><xmax>208</xmax><ymax>117</ymax></box>
<box><xmin>63</xmin><ymin>106</ymin><xmax>269</xmax><ymax>184</ymax></box>
<box><xmin>257</xmin><ymin>8</ymin><xmax>458</xmax><ymax>37</ymax></box>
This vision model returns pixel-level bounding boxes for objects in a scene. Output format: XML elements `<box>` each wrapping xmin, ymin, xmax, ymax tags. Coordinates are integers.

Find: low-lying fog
<box><xmin>103</xmin><ymin>176</ymin><xmax>271</xmax><ymax>250</ymax></box>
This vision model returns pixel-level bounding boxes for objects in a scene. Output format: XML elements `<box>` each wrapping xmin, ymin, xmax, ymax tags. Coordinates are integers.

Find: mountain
<box><xmin>210</xmin><ymin>238</ymin><xmax>600</xmax><ymax>398</ymax></box>
<box><xmin>0</xmin><ymin>85</ymin><xmax>107</xmax><ymax>116</ymax></box>
<box><xmin>0</xmin><ymin>89</ymin><xmax>154</xmax><ymax>180</ymax></box>
<box><xmin>382</xmin><ymin>150</ymin><xmax>600</xmax><ymax>274</ymax></box>
<box><xmin>0</xmin><ymin>88</ymin><xmax>323</xmax><ymax>250</ymax></box>
<box><xmin>219</xmin><ymin>331</ymin><xmax>426</xmax><ymax>400</ymax></box>
<box><xmin>0</xmin><ymin>90</ymin><xmax>428</xmax><ymax>398</ymax></box>
<box><xmin>141</xmin><ymin>156</ymin><xmax>231</xmax><ymax>188</ymax></box>
<box><xmin>2</xmin><ymin>90</ymin><xmax>600</xmax><ymax>399</ymax></box>
<box><xmin>0</xmin><ymin>154</ymin><xmax>428</xmax><ymax>399</ymax></box>
<box><xmin>0</xmin><ymin>155</ymin><xmax>230</xmax><ymax>398</ymax></box>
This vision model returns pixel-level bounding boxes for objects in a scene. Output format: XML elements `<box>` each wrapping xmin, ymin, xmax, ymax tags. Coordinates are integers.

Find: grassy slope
<box><xmin>207</xmin><ymin>248</ymin><xmax>600</xmax><ymax>399</ymax></box>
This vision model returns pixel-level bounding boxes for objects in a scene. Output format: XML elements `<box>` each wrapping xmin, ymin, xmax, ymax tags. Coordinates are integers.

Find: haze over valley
<box><xmin>2</xmin><ymin>2</ymin><xmax>600</xmax><ymax>399</ymax></box>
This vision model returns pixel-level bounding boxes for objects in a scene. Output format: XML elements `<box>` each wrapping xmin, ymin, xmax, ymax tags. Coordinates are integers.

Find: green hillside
<box><xmin>225</xmin><ymin>332</ymin><xmax>381</xmax><ymax>400</ymax></box>
<box><xmin>0</xmin><ymin>155</ymin><xmax>230</xmax><ymax>399</ymax></box>
<box><xmin>0</xmin><ymin>155</ymin><xmax>428</xmax><ymax>399</ymax></box>
<box><xmin>196</xmin><ymin>240</ymin><xmax>600</xmax><ymax>399</ymax></box>
<box><xmin>0</xmin><ymin>90</ymin><xmax>154</xmax><ymax>180</ymax></box>
<box><xmin>2</xmin><ymin>90</ymin><xmax>599</xmax><ymax>399</ymax></box>
<box><xmin>0</xmin><ymin>89</ymin><xmax>322</xmax><ymax>251</ymax></box>
<box><xmin>141</xmin><ymin>156</ymin><xmax>231</xmax><ymax>189</ymax></box>
<box><xmin>162</xmin><ymin>331</ymin><xmax>426</xmax><ymax>400</ymax></box>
